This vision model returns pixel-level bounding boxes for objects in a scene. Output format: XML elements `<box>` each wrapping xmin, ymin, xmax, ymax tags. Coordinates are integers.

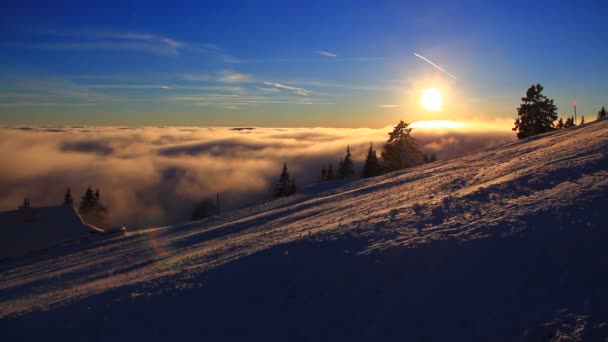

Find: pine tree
<box><xmin>597</xmin><ymin>106</ymin><xmax>608</xmax><ymax>120</ymax></box>
<box><xmin>273</xmin><ymin>162</ymin><xmax>292</xmax><ymax>197</ymax></box>
<box><xmin>362</xmin><ymin>143</ymin><xmax>381</xmax><ymax>178</ymax></box>
<box><xmin>512</xmin><ymin>84</ymin><xmax>558</xmax><ymax>139</ymax></box>
<box><xmin>580</xmin><ymin>116</ymin><xmax>585</xmax><ymax>125</ymax></box>
<box><xmin>556</xmin><ymin>118</ymin><xmax>564</xmax><ymax>129</ymax></box>
<box><xmin>326</xmin><ymin>163</ymin><xmax>334</xmax><ymax>180</ymax></box>
<box><xmin>320</xmin><ymin>166</ymin><xmax>326</xmax><ymax>182</ymax></box>
<box><xmin>79</xmin><ymin>186</ymin><xmax>109</xmax><ymax>228</ymax></box>
<box><xmin>337</xmin><ymin>158</ymin><xmax>344</xmax><ymax>179</ymax></box>
<box><xmin>423</xmin><ymin>153</ymin><xmax>430</xmax><ymax>163</ymax></box>
<box><xmin>338</xmin><ymin>145</ymin><xmax>355</xmax><ymax>179</ymax></box>
<box><xmin>429</xmin><ymin>153</ymin><xmax>437</xmax><ymax>162</ymax></box>
<box><xmin>381</xmin><ymin>120</ymin><xmax>424</xmax><ymax>172</ymax></box>
<box><xmin>80</xmin><ymin>187</ymin><xmax>96</xmax><ymax>212</ymax></box>
<box><xmin>63</xmin><ymin>187</ymin><xmax>74</xmax><ymax>205</ymax></box>
<box><xmin>564</xmin><ymin>116</ymin><xmax>575</xmax><ymax>128</ymax></box>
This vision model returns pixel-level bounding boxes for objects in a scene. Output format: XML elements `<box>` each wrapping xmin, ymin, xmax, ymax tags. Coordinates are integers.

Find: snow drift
<box><xmin>1</xmin><ymin>120</ymin><xmax>607</xmax><ymax>340</ymax></box>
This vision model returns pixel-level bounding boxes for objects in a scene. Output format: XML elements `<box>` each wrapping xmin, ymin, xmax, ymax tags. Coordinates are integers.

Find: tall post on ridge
<box><xmin>573</xmin><ymin>99</ymin><xmax>577</xmax><ymax>126</ymax></box>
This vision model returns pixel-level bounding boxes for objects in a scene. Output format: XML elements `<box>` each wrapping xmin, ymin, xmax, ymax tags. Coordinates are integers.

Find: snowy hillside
<box><xmin>1</xmin><ymin>120</ymin><xmax>608</xmax><ymax>341</ymax></box>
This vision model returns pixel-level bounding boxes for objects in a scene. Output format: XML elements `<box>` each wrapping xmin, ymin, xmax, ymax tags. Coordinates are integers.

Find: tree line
<box><xmin>513</xmin><ymin>83</ymin><xmax>607</xmax><ymax>139</ymax></box>
<box><xmin>273</xmin><ymin>119</ymin><xmax>437</xmax><ymax>197</ymax></box>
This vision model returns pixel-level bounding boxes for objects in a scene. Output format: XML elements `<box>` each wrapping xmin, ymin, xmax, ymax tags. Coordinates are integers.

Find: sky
<box><xmin>0</xmin><ymin>0</ymin><xmax>607</xmax><ymax>128</ymax></box>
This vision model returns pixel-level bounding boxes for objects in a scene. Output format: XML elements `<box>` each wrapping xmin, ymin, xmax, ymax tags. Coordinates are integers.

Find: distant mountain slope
<box><xmin>1</xmin><ymin>120</ymin><xmax>608</xmax><ymax>340</ymax></box>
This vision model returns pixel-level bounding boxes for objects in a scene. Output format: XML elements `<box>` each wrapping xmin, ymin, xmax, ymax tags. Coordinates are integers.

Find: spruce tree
<box><xmin>320</xmin><ymin>166</ymin><xmax>326</xmax><ymax>182</ymax></box>
<box><xmin>381</xmin><ymin>120</ymin><xmax>424</xmax><ymax>172</ymax></box>
<box><xmin>597</xmin><ymin>106</ymin><xmax>608</xmax><ymax>120</ymax></box>
<box><xmin>512</xmin><ymin>84</ymin><xmax>558</xmax><ymax>139</ymax></box>
<box><xmin>63</xmin><ymin>187</ymin><xmax>74</xmax><ymax>205</ymax></box>
<box><xmin>338</xmin><ymin>145</ymin><xmax>355</xmax><ymax>179</ymax></box>
<box><xmin>423</xmin><ymin>153</ymin><xmax>430</xmax><ymax>163</ymax></box>
<box><xmin>80</xmin><ymin>187</ymin><xmax>96</xmax><ymax>212</ymax></box>
<box><xmin>556</xmin><ymin>118</ymin><xmax>564</xmax><ymax>129</ymax></box>
<box><xmin>273</xmin><ymin>162</ymin><xmax>291</xmax><ymax>197</ymax></box>
<box><xmin>580</xmin><ymin>116</ymin><xmax>585</xmax><ymax>125</ymax></box>
<box><xmin>429</xmin><ymin>153</ymin><xmax>437</xmax><ymax>162</ymax></box>
<box><xmin>362</xmin><ymin>143</ymin><xmax>381</xmax><ymax>178</ymax></box>
<box><xmin>564</xmin><ymin>116</ymin><xmax>575</xmax><ymax>128</ymax></box>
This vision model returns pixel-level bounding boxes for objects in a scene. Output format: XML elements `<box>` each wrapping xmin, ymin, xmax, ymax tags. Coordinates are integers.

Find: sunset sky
<box><xmin>1</xmin><ymin>0</ymin><xmax>606</xmax><ymax>128</ymax></box>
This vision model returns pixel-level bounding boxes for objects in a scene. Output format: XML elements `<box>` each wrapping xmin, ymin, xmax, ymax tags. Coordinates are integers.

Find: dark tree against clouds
<box><xmin>381</xmin><ymin>120</ymin><xmax>424</xmax><ymax>172</ymax></box>
<box><xmin>597</xmin><ymin>106</ymin><xmax>607</xmax><ymax>120</ymax></box>
<box><xmin>513</xmin><ymin>84</ymin><xmax>558</xmax><ymax>139</ymax></box>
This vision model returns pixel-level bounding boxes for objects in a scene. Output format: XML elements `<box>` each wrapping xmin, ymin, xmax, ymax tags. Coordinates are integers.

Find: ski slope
<box><xmin>1</xmin><ymin>120</ymin><xmax>608</xmax><ymax>340</ymax></box>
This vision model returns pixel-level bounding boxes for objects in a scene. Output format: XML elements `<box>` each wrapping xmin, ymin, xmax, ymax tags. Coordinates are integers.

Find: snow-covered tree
<box><xmin>513</xmin><ymin>84</ymin><xmax>558</xmax><ymax>139</ymax></box>
<box><xmin>362</xmin><ymin>143</ymin><xmax>381</xmax><ymax>178</ymax></box>
<box><xmin>381</xmin><ymin>120</ymin><xmax>424</xmax><ymax>172</ymax></box>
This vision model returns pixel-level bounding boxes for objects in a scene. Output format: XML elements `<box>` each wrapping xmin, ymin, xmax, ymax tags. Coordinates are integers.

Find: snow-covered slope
<box><xmin>1</xmin><ymin>120</ymin><xmax>608</xmax><ymax>341</ymax></box>
<box><xmin>0</xmin><ymin>205</ymin><xmax>102</xmax><ymax>260</ymax></box>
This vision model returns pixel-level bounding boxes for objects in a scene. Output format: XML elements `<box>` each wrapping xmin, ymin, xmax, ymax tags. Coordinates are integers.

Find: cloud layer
<box><xmin>0</xmin><ymin>126</ymin><xmax>514</xmax><ymax>228</ymax></box>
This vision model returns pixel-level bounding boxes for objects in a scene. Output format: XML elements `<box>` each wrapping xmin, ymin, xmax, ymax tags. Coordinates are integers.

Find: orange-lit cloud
<box><xmin>0</xmin><ymin>125</ymin><xmax>514</xmax><ymax>227</ymax></box>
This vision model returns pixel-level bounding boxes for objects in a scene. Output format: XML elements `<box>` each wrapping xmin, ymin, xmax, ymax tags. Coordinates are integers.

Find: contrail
<box><xmin>414</xmin><ymin>53</ymin><xmax>457</xmax><ymax>79</ymax></box>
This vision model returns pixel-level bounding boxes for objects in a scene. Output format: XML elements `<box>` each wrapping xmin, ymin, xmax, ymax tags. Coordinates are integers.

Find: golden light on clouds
<box><xmin>420</xmin><ymin>88</ymin><xmax>442</xmax><ymax>111</ymax></box>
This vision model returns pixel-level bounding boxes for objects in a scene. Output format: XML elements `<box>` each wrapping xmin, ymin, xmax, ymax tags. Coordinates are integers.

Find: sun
<box><xmin>420</xmin><ymin>88</ymin><xmax>442</xmax><ymax>111</ymax></box>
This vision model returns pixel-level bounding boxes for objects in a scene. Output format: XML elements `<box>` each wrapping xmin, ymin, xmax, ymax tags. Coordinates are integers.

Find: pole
<box><xmin>216</xmin><ymin>191</ymin><xmax>220</xmax><ymax>216</ymax></box>
<box><xmin>573</xmin><ymin>100</ymin><xmax>577</xmax><ymax>126</ymax></box>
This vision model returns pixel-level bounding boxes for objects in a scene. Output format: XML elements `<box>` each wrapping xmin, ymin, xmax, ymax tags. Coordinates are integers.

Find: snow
<box><xmin>0</xmin><ymin>205</ymin><xmax>103</xmax><ymax>260</ymax></box>
<box><xmin>1</xmin><ymin>120</ymin><xmax>608</xmax><ymax>340</ymax></box>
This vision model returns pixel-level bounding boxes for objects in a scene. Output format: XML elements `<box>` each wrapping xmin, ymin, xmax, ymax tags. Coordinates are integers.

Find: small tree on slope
<box><xmin>597</xmin><ymin>106</ymin><xmax>607</xmax><ymax>120</ymax></box>
<box><xmin>338</xmin><ymin>145</ymin><xmax>355</xmax><ymax>179</ymax></box>
<box><xmin>512</xmin><ymin>84</ymin><xmax>558</xmax><ymax>139</ymax></box>
<box><xmin>362</xmin><ymin>143</ymin><xmax>381</xmax><ymax>178</ymax></box>
<box><xmin>381</xmin><ymin>120</ymin><xmax>424</xmax><ymax>172</ymax></box>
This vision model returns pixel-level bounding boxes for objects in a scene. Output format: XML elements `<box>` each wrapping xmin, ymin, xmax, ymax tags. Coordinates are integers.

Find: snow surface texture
<box><xmin>1</xmin><ymin>120</ymin><xmax>608</xmax><ymax>341</ymax></box>
<box><xmin>0</xmin><ymin>205</ymin><xmax>102</xmax><ymax>260</ymax></box>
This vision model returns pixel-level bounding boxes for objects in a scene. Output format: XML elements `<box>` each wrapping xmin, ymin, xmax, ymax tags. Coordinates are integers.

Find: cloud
<box><xmin>317</xmin><ymin>51</ymin><xmax>337</xmax><ymax>57</ymax></box>
<box><xmin>0</xmin><ymin>126</ymin><xmax>514</xmax><ymax>228</ymax></box>
<box><xmin>263</xmin><ymin>82</ymin><xmax>312</xmax><ymax>95</ymax></box>
<box><xmin>29</xmin><ymin>30</ymin><xmax>185</xmax><ymax>56</ymax></box>
<box><xmin>379</xmin><ymin>104</ymin><xmax>399</xmax><ymax>108</ymax></box>
<box><xmin>219</xmin><ymin>72</ymin><xmax>252</xmax><ymax>83</ymax></box>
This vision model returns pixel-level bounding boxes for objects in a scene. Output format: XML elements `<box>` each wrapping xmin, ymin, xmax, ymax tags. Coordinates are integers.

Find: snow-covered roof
<box><xmin>0</xmin><ymin>205</ymin><xmax>102</xmax><ymax>260</ymax></box>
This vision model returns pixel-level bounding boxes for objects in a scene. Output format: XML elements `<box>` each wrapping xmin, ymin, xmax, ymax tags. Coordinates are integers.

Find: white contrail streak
<box><xmin>414</xmin><ymin>53</ymin><xmax>457</xmax><ymax>79</ymax></box>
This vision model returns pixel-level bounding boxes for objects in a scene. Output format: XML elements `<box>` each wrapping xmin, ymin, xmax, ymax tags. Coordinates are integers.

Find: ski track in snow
<box><xmin>1</xmin><ymin>120</ymin><xmax>608</xmax><ymax>340</ymax></box>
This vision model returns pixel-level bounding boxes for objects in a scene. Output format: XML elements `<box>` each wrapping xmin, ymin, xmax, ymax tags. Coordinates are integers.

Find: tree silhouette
<box><xmin>79</xmin><ymin>186</ymin><xmax>109</xmax><ymax>228</ymax></box>
<box><xmin>361</xmin><ymin>143</ymin><xmax>381</xmax><ymax>178</ymax></box>
<box><xmin>320</xmin><ymin>166</ymin><xmax>327</xmax><ymax>182</ymax></box>
<box><xmin>564</xmin><ymin>116</ymin><xmax>575</xmax><ymax>128</ymax></box>
<box><xmin>337</xmin><ymin>145</ymin><xmax>355</xmax><ymax>179</ymax></box>
<box><xmin>556</xmin><ymin>118</ymin><xmax>564</xmax><ymax>129</ymax></box>
<box><xmin>381</xmin><ymin>120</ymin><xmax>423</xmax><ymax>171</ymax></box>
<box><xmin>63</xmin><ymin>187</ymin><xmax>74</xmax><ymax>205</ymax></box>
<box><xmin>429</xmin><ymin>153</ymin><xmax>437</xmax><ymax>162</ymax></box>
<box><xmin>273</xmin><ymin>162</ymin><xmax>295</xmax><ymax>197</ymax></box>
<box><xmin>512</xmin><ymin>84</ymin><xmax>558</xmax><ymax>139</ymax></box>
<box><xmin>597</xmin><ymin>106</ymin><xmax>608</xmax><ymax>120</ymax></box>
<box><xmin>580</xmin><ymin>116</ymin><xmax>585</xmax><ymax>125</ymax></box>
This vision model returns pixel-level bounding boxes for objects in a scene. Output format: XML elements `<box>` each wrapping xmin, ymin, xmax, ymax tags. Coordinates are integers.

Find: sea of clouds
<box><xmin>0</xmin><ymin>125</ymin><xmax>514</xmax><ymax>228</ymax></box>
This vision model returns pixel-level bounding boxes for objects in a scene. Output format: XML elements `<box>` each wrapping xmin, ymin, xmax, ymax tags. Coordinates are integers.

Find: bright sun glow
<box><xmin>410</xmin><ymin>120</ymin><xmax>465</xmax><ymax>130</ymax></box>
<box><xmin>420</xmin><ymin>88</ymin><xmax>442</xmax><ymax>111</ymax></box>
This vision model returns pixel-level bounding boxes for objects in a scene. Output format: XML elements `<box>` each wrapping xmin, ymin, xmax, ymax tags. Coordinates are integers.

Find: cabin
<box><xmin>0</xmin><ymin>204</ymin><xmax>103</xmax><ymax>260</ymax></box>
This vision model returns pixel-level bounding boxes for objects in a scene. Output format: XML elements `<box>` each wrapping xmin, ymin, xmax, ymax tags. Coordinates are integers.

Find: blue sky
<box><xmin>0</xmin><ymin>0</ymin><xmax>606</xmax><ymax>127</ymax></box>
